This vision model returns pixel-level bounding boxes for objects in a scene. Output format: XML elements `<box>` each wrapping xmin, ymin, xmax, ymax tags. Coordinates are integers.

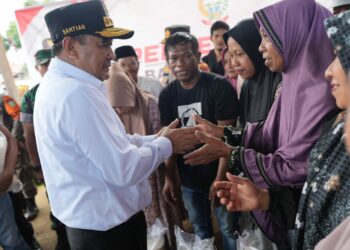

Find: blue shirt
<box><xmin>34</xmin><ymin>58</ymin><xmax>172</xmax><ymax>230</ymax></box>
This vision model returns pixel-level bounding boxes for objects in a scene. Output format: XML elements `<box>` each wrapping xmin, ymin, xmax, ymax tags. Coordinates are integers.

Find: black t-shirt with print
<box><xmin>202</xmin><ymin>50</ymin><xmax>225</xmax><ymax>76</ymax></box>
<box><xmin>159</xmin><ymin>72</ymin><xmax>239</xmax><ymax>191</ymax></box>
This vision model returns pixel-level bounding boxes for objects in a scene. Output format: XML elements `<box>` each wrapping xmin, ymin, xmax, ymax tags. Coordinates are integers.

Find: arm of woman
<box><xmin>215</xmin><ymin>173</ymin><xmax>300</xmax><ymax>229</ymax></box>
<box><xmin>0</xmin><ymin>125</ymin><xmax>18</xmax><ymax>193</ymax></box>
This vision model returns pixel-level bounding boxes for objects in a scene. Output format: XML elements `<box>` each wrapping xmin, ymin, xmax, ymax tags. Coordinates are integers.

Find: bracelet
<box><xmin>228</xmin><ymin>146</ymin><xmax>245</xmax><ymax>177</ymax></box>
<box><xmin>32</xmin><ymin>164</ymin><xmax>42</xmax><ymax>173</ymax></box>
<box><xmin>223</xmin><ymin>126</ymin><xmax>242</xmax><ymax>146</ymax></box>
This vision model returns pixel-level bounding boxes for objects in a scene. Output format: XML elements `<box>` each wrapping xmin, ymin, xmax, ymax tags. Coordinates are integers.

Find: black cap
<box><xmin>45</xmin><ymin>0</ymin><xmax>134</xmax><ymax>44</ymax></box>
<box><xmin>115</xmin><ymin>45</ymin><xmax>137</xmax><ymax>60</ymax></box>
<box><xmin>34</xmin><ymin>49</ymin><xmax>53</xmax><ymax>66</ymax></box>
<box><xmin>161</xmin><ymin>25</ymin><xmax>190</xmax><ymax>44</ymax></box>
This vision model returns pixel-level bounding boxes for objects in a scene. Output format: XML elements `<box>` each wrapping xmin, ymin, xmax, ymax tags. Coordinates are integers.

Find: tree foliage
<box><xmin>24</xmin><ymin>0</ymin><xmax>55</xmax><ymax>7</ymax></box>
<box><xmin>6</xmin><ymin>22</ymin><xmax>21</xmax><ymax>49</ymax></box>
<box><xmin>5</xmin><ymin>0</ymin><xmax>57</xmax><ymax>50</ymax></box>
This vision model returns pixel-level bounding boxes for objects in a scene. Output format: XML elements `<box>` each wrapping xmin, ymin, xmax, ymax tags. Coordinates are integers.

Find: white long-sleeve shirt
<box><xmin>34</xmin><ymin>58</ymin><xmax>172</xmax><ymax>231</ymax></box>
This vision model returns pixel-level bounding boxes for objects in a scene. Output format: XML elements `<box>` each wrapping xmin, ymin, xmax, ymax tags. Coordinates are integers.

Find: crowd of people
<box><xmin>1</xmin><ymin>0</ymin><xmax>350</xmax><ymax>249</ymax></box>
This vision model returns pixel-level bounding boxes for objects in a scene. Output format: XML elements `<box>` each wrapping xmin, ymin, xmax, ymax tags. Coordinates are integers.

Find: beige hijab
<box><xmin>105</xmin><ymin>62</ymin><xmax>150</xmax><ymax>135</ymax></box>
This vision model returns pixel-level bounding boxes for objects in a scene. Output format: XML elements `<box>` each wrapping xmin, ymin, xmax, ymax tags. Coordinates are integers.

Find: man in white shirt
<box><xmin>115</xmin><ymin>45</ymin><xmax>164</xmax><ymax>98</ymax></box>
<box><xmin>36</xmin><ymin>1</ymin><xmax>198</xmax><ymax>249</ymax></box>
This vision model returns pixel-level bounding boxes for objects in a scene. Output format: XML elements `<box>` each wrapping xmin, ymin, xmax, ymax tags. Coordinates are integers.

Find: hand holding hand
<box><xmin>193</xmin><ymin>115</ymin><xmax>224</xmax><ymax>138</ymax></box>
<box><xmin>160</xmin><ymin>119</ymin><xmax>199</xmax><ymax>154</ymax></box>
<box><xmin>183</xmin><ymin>131</ymin><xmax>233</xmax><ymax>165</ymax></box>
<box><xmin>214</xmin><ymin>172</ymin><xmax>269</xmax><ymax>212</ymax></box>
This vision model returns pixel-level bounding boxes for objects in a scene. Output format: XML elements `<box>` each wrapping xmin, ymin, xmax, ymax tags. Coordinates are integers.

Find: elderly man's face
<box><xmin>74</xmin><ymin>35</ymin><xmax>115</xmax><ymax>81</ymax></box>
<box><xmin>117</xmin><ymin>56</ymin><xmax>139</xmax><ymax>82</ymax></box>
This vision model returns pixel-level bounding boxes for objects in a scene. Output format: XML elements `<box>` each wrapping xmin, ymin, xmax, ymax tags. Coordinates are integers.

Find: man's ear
<box><xmin>62</xmin><ymin>37</ymin><xmax>79</xmax><ymax>60</ymax></box>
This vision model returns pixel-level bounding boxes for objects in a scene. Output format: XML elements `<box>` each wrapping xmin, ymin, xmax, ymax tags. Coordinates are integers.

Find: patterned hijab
<box><xmin>325</xmin><ymin>9</ymin><xmax>350</xmax><ymax>73</ymax></box>
<box><xmin>242</xmin><ymin>0</ymin><xmax>337</xmax><ymax>243</ymax></box>
<box><xmin>293</xmin><ymin>10</ymin><xmax>350</xmax><ymax>249</ymax></box>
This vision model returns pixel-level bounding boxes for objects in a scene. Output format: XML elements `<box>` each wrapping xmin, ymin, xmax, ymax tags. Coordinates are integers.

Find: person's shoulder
<box><xmin>202</xmin><ymin>54</ymin><xmax>209</xmax><ymax>61</ymax></box>
<box><xmin>39</xmin><ymin>74</ymin><xmax>92</xmax><ymax>106</ymax></box>
<box><xmin>200</xmin><ymin>72</ymin><xmax>228</xmax><ymax>85</ymax></box>
<box><xmin>202</xmin><ymin>50</ymin><xmax>215</xmax><ymax>60</ymax></box>
<box><xmin>24</xmin><ymin>83</ymin><xmax>40</xmax><ymax>97</ymax></box>
<box><xmin>159</xmin><ymin>79</ymin><xmax>179</xmax><ymax>100</ymax></box>
<box><xmin>202</xmin><ymin>50</ymin><xmax>214</xmax><ymax>60</ymax></box>
<box><xmin>164</xmin><ymin>79</ymin><xmax>180</xmax><ymax>90</ymax></box>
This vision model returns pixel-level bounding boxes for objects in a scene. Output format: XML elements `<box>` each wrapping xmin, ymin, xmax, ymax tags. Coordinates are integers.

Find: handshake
<box><xmin>157</xmin><ymin>118</ymin><xmax>199</xmax><ymax>155</ymax></box>
<box><xmin>157</xmin><ymin>115</ymin><xmax>233</xmax><ymax>161</ymax></box>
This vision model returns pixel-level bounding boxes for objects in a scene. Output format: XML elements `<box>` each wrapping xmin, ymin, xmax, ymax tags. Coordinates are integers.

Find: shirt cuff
<box><xmin>143</xmin><ymin>135</ymin><xmax>156</xmax><ymax>142</ymax></box>
<box><xmin>153</xmin><ymin>137</ymin><xmax>173</xmax><ymax>158</ymax></box>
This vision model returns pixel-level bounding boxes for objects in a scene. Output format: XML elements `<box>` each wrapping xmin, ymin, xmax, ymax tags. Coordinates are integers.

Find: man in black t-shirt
<box><xmin>202</xmin><ymin>21</ymin><xmax>229</xmax><ymax>76</ymax></box>
<box><xmin>159</xmin><ymin>32</ymin><xmax>239</xmax><ymax>250</ymax></box>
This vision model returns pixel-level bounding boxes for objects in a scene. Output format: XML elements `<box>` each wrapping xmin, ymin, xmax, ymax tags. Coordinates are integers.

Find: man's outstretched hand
<box><xmin>159</xmin><ymin>119</ymin><xmax>199</xmax><ymax>154</ymax></box>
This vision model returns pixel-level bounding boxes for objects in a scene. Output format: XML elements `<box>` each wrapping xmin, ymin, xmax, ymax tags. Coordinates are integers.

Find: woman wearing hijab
<box><xmin>105</xmin><ymin>62</ymin><xmax>186</xmax><ymax>249</ymax></box>
<box><xmin>214</xmin><ymin>9</ymin><xmax>350</xmax><ymax>249</ymax></box>
<box><xmin>221</xmin><ymin>47</ymin><xmax>239</xmax><ymax>92</ymax></box>
<box><xmin>224</xmin><ymin>19</ymin><xmax>282</xmax><ymax>126</ymax></box>
<box><xmin>184</xmin><ymin>0</ymin><xmax>337</xmax><ymax>245</ymax></box>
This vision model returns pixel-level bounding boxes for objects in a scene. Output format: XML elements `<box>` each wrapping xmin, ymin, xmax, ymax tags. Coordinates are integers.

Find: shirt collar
<box><xmin>49</xmin><ymin>58</ymin><xmax>104</xmax><ymax>89</ymax></box>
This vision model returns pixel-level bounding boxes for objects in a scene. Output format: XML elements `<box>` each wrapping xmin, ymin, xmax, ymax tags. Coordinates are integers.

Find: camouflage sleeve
<box><xmin>12</xmin><ymin>120</ymin><xmax>25</xmax><ymax>142</ymax></box>
<box><xmin>20</xmin><ymin>90</ymin><xmax>34</xmax><ymax>124</ymax></box>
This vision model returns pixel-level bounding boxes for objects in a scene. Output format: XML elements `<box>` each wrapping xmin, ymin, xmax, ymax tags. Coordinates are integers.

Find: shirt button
<box><xmin>317</xmin><ymin>154</ymin><xmax>323</xmax><ymax>160</ymax></box>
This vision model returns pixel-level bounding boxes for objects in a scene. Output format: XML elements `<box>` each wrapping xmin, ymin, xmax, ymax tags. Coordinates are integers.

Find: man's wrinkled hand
<box><xmin>160</xmin><ymin>119</ymin><xmax>199</xmax><ymax>154</ymax></box>
<box><xmin>193</xmin><ymin>115</ymin><xmax>224</xmax><ymax>138</ymax></box>
<box><xmin>183</xmin><ymin>131</ymin><xmax>233</xmax><ymax>165</ymax></box>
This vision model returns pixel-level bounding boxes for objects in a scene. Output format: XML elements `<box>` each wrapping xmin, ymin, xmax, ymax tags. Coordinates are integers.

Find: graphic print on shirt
<box><xmin>177</xmin><ymin>102</ymin><xmax>202</xmax><ymax>127</ymax></box>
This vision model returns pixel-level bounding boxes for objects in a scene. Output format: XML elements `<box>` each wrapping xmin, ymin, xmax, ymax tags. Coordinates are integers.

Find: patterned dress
<box><xmin>294</xmin><ymin>118</ymin><xmax>350</xmax><ymax>249</ymax></box>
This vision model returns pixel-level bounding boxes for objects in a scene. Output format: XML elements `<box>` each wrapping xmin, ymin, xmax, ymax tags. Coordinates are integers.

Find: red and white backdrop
<box><xmin>15</xmin><ymin>0</ymin><xmax>330</xmax><ymax>81</ymax></box>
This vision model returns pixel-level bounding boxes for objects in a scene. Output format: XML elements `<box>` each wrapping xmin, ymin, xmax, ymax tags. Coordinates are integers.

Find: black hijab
<box><xmin>224</xmin><ymin>19</ymin><xmax>282</xmax><ymax>125</ymax></box>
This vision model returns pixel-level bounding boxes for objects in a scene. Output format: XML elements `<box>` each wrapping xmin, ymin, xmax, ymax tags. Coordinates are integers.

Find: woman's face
<box><xmin>223</xmin><ymin>51</ymin><xmax>238</xmax><ymax>79</ymax></box>
<box><xmin>227</xmin><ymin>37</ymin><xmax>256</xmax><ymax>79</ymax></box>
<box><xmin>325</xmin><ymin>56</ymin><xmax>350</xmax><ymax>110</ymax></box>
<box><xmin>259</xmin><ymin>28</ymin><xmax>284</xmax><ymax>72</ymax></box>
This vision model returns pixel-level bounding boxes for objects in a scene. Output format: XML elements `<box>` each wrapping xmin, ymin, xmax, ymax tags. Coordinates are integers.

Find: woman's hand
<box><xmin>193</xmin><ymin>115</ymin><xmax>224</xmax><ymax>138</ymax></box>
<box><xmin>214</xmin><ymin>173</ymin><xmax>270</xmax><ymax>212</ymax></box>
<box><xmin>183</xmin><ymin>131</ymin><xmax>233</xmax><ymax>165</ymax></box>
